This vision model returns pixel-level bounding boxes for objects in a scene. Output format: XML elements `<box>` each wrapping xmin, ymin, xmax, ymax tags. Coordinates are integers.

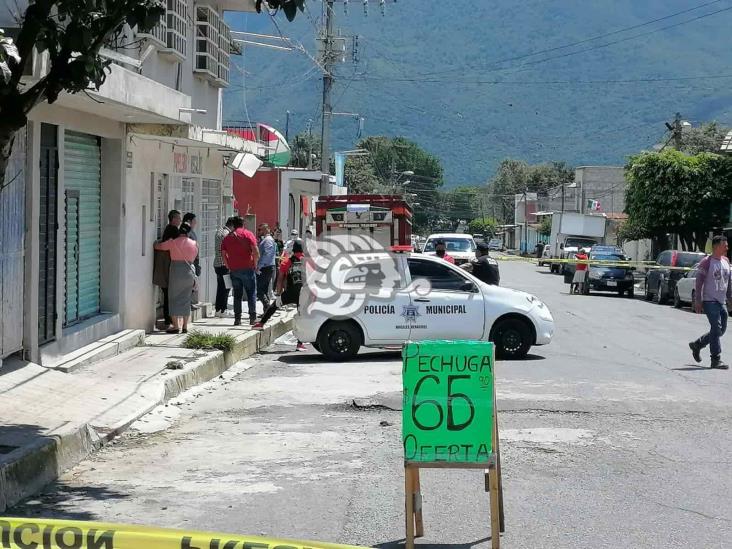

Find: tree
<box><xmin>0</xmin><ymin>1</ymin><xmax>165</xmax><ymax>183</ymax></box>
<box><xmin>655</xmin><ymin>122</ymin><xmax>731</xmax><ymax>155</ymax></box>
<box><xmin>486</xmin><ymin>159</ymin><xmax>574</xmax><ymax>222</ymax></box>
<box><xmin>624</xmin><ymin>150</ymin><xmax>732</xmax><ymax>251</ymax></box>
<box><xmin>255</xmin><ymin>0</ymin><xmax>305</xmax><ymax>22</ymax></box>
<box><xmin>468</xmin><ymin>217</ymin><xmax>497</xmax><ymax>236</ymax></box>
<box><xmin>342</xmin><ymin>136</ymin><xmax>444</xmax><ymax>233</ymax></box>
<box><xmin>289</xmin><ymin>132</ymin><xmax>321</xmax><ymax>169</ymax></box>
<box><xmin>538</xmin><ymin>216</ymin><xmax>552</xmax><ymax>237</ymax></box>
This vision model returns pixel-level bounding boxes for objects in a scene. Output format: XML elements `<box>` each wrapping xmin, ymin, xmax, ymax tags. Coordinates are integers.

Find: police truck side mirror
<box><xmin>460</xmin><ymin>281</ymin><xmax>477</xmax><ymax>292</ymax></box>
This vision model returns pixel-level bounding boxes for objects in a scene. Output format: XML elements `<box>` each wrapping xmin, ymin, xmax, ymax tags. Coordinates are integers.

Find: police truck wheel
<box><xmin>492</xmin><ymin>318</ymin><xmax>532</xmax><ymax>360</ymax></box>
<box><xmin>318</xmin><ymin>321</ymin><xmax>361</xmax><ymax>361</ymax></box>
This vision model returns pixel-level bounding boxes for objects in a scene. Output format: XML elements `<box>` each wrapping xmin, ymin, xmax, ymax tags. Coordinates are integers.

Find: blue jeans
<box><xmin>230</xmin><ymin>269</ymin><xmax>257</xmax><ymax>321</ymax></box>
<box><xmin>697</xmin><ymin>301</ymin><xmax>728</xmax><ymax>359</ymax></box>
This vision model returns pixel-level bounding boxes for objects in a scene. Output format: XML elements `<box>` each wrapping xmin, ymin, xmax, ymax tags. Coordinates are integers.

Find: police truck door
<box><xmin>406</xmin><ymin>257</ymin><xmax>485</xmax><ymax>340</ymax></box>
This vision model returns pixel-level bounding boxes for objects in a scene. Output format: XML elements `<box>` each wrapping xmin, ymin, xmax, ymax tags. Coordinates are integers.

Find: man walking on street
<box><xmin>221</xmin><ymin>217</ymin><xmax>260</xmax><ymax>326</ymax></box>
<box><xmin>690</xmin><ymin>235</ymin><xmax>732</xmax><ymax>370</ymax></box>
<box><xmin>214</xmin><ymin>217</ymin><xmax>235</xmax><ymax>317</ymax></box>
<box><xmin>256</xmin><ymin>223</ymin><xmax>277</xmax><ymax>311</ymax></box>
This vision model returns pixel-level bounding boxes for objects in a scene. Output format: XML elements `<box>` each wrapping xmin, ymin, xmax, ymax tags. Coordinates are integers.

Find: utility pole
<box><xmin>285</xmin><ymin>110</ymin><xmax>290</xmax><ymax>142</ymax></box>
<box><xmin>523</xmin><ymin>189</ymin><xmax>528</xmax><ymax>255</ymax></box>
<box><xmin>664</xmin><ymin>112</ymin><xmax>684</xmax><ymax>151</ymax></box>
<box><xmin>319</xmin><ymin>0</ymin><xmax>335</xmax><ymax>194</ymax></box>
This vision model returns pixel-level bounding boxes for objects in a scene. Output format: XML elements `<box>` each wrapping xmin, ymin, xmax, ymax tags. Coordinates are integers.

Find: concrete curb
<box><xmin>0</xmin><ymin>315</ymin><xmax>293</xmax><ymax>512</ymax></box>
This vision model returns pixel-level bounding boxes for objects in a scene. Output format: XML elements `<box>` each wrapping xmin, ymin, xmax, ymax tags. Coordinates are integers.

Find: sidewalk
<box><xmin>0</xmin><ymin>306</ymin><xmax>296</xmax><ymax>512</ymax></box>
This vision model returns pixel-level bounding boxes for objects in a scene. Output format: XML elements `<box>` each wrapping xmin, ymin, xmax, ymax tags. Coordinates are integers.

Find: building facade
<box><xmin>0</xmin><ymin>1</ymin><xmax>261</xmax><ymax>368</ymax></box>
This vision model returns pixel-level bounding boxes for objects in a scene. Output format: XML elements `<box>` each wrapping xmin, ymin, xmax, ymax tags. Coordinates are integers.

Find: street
<box><xmin>8</xmin><ymin>258</ymin><xmax>732</xmax><ymax>549</ymax></box>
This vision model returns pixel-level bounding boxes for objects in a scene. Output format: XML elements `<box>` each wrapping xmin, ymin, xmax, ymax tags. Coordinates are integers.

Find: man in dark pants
<box><xmin>214</xmin><ymin>217</ymin><xmax>235</xmax><ymax>317</ymax></box>
<box><xmin>461</xmin><ymin>242</ymin><xmax>500</xmax><ymax>285</ymax></box>
<box><xmin>253</xmin><ymin>240</ymin><xmax>305</xmax><ymax>351</ymax></box>
<box><xmin>256</xmin><ymin>223</ymin><xmax>277</xmax><ymax>311</ymax></box>
<box><xmin>221</xmin><ymin>216</ymin><xmax>260</xmax><ymax>326</ymax></box>
<box><xmin>690</xmin><ymin>235</ymin><xmax>731</xmax><ymax>369</ymax></box>
<box><xmin>157</xmin><ymin>210</ymin><xmax>181</xmax><ymax>329</ymax></box>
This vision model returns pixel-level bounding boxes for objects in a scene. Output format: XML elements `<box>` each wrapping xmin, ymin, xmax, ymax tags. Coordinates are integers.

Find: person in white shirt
<box><xmin>284</xmin><ymin>229</ymin><xmax>299</xmax><ymax>256</ymax></box>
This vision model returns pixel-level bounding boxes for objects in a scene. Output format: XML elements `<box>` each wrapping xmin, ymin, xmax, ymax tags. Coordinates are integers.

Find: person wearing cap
<box><xmin>284</xmin><ymin>229</ymin><xmax>299</xmax><ymax>256</ymax></box>
<box><xmin>461</xmin><ymin>242</ymin><xmax>500</xmax><ymax>286</ymax></box>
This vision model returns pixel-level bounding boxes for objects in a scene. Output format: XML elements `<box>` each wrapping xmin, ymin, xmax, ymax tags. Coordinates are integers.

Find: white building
<box><xmin>0</xmin><ymin>1</ymin><xmax>263</xmax><ymax>368</ymax></box>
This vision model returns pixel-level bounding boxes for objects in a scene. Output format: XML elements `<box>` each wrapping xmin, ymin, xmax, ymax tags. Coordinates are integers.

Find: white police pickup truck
<box><xmin>294</xmin><ymin>252</ymin><xmax>554</xmax><ymax>361</ymax></box>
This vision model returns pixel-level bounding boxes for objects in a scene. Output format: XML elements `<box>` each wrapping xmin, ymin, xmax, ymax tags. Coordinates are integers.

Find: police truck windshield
<box><xmin>424</xmin><ymin>239</ymin><xmax>476</xmax><ymax>252</ymax></box>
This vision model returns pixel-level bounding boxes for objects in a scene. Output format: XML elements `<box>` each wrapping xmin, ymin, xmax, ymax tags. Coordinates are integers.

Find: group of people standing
<box><xmin>153</xmin><ymin>210</ymin><xmax>201</xmax><ymax>334</ymax></box>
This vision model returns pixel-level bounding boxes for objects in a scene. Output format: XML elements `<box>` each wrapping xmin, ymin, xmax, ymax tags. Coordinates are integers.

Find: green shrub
<box><xmin>183</xmin><ymin>330</ymin><xmax>235</xmax><ymax>353</ymax></box>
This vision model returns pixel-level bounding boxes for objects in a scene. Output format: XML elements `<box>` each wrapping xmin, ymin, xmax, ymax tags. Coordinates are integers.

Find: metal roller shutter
<box><xmin>64</xmin><ymin>131</ymin><xmax>101</xmax><ymax>325</ymax></box>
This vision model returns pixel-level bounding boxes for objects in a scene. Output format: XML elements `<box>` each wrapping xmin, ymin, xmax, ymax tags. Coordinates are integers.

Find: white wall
<box><xmin>125</xmin><ymin>136</ymin><xmax>231</xmax><ymax>330</ymax></box>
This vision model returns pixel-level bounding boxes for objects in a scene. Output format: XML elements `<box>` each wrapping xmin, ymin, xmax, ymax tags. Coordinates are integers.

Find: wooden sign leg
<box><xmin>489</xmin><ymin>463</ymin><xmax>501</xmax><ymax>549</ymax></box>
<box><xmin>414</xmin><ymin>467</ymin><xmax>424</xmax><ymax>538</ymax></box>
<box><xmin>405</xmin><ymin>465</ymin><xmax>416</xmax><ymax>549</ymax></box>
<box><xmin>494</xmin><ymin>411</ymin><xmax>505</xmax><ymax>533</ymax></box>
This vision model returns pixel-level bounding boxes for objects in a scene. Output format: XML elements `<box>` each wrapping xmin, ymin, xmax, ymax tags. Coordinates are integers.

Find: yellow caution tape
<box><xmin>493</xmin><ymin>255</ymin><xmax>694</xmax><ymax>271</ymax></box>
<box><xmin>0</xmin><ymin>518</ymin><xmax>366</xmax><ymax>549</ymax></box>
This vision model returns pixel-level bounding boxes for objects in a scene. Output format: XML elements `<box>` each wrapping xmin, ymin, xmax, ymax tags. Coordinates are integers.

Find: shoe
<box><xmin>252</xmin><ymin>322</ymin><xmax>264</xmax><ymax>330</ymax></box>
<box><xmin>249</xmin><ymin>316</ymin><xmax>257</xmax><ymax>324</ymax></box>
<box><xmin>166</xmin><ymin>328</ymin><xmax>180</xmax><ymax>334</ymax></box>
<box><xmin>711</xmin><ymin>358</ymin><xmax>729</xmax><ymax>370</ymax></box>
<box><xmin>182</xmin><ymin>328</ymin><xmax>188</xmax><ymax>334</ymax></box>
<box><xmin>233</xmin><ymin>318</ymin><xmax>241</xmax><ymax>326</ymax></box>
<box><xmin>689</xmin><ymin>341</ymin><xmax>701</xmax><ymax>363</ymax></box>
<box><xmin>296</xmin><ymin>342</ymin><xmax>306</xmax><ymax>351</ymax></box>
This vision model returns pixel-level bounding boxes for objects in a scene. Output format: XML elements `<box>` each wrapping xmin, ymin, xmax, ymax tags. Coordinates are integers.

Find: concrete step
<box><xmin>46</xmin><ymin>329</ymin><xmax>146</xmax><ymax>373</ymax></box>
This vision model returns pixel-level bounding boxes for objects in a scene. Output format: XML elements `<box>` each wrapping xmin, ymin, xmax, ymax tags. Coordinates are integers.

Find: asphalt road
<box><xmin>9</xmin><ymin>259</ymin><xmax>732</xmax><ymax>548</ymax></box>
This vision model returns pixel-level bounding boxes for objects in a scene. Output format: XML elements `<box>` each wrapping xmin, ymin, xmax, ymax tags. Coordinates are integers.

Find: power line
<box><xmin>355</xmin><ymin>73</ymin><xmax>732</xmax><ymax>86</ymax></box>
<box><xmin>409</xmin><ymin>0</ymin><xmax>728</xmax><ymax>78</ymax></box>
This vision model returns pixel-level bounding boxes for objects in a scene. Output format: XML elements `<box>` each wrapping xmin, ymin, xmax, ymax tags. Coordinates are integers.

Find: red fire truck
<box><xmin>314</xmin><ymin>195</ymin><xmax>413</xmax><ymax>249</ymax></box>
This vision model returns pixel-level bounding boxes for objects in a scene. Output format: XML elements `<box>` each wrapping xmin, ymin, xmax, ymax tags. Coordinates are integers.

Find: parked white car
<box><xmin>673</xmin><ymin>264</ymin><xmax>700</xmax><ymax>308</ymax></box>
<box><xmin>294</xmin><ymin>253</ymin><xmax>554</xmax><ymax>361</ymax></box>
<box><xmin>674</xmin><ymin>260</ymin><xmax>732</xmax><ymax>312</ymax></box>
<box><xmin>421</xmin><ymin>233</ymin><xmax>477</xmax><ymax>264</ymax></box>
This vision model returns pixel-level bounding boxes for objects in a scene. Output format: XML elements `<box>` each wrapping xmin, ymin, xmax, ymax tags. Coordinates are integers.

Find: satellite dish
<box><xmin>230</xmin><ymin>152</ymin><xmax>263</xmax><ymax>177</ymax></box>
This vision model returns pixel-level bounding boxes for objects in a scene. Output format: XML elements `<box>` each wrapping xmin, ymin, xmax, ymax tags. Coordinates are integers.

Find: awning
<box><xmin>128</xmin><ymin>123</ymin><xmax>263</xmax><ymax>155</ymax></box>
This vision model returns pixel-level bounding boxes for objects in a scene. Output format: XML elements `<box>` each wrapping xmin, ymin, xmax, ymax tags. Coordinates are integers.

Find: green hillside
<box><xmin>224</xmin><ymin>0</ymin><xmax>732</xmax><ymax>185</ymax></box>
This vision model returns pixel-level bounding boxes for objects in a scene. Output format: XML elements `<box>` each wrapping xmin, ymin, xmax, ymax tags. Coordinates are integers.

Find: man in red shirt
<box><xmin>221</xmin><ymin>217</ymin><xmax>260</xmax><ymax>325</ymax></box>
<box><xmin>435</xmin><ymin>240</ymin><xmax>455</xmax><ymax>264</ymax></box>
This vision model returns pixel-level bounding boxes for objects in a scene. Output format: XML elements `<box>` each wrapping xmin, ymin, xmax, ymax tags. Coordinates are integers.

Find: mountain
<box><xmin>224</xmin><ymin>0</ymin><xmax>732</xmax><ymax>186</ymax></box>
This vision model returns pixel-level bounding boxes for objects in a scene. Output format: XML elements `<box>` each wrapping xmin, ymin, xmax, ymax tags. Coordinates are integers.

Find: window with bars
<box><xmin>216</xmin><ymin>19</ymin><xmax>231</xmax><ymax>87</ymax></box>
<box><xmin>155</xmin><ymin>174</ymin><xmax>169</xmax><ymax>240</ymax></box>
<box><xmin>181</xmin><ymin>177</ymin><xmax>196</xmax><ymax>217</ymax></box>
<box><xmin>200</xmin><ymin>179</ymin><xmax>222</xmax><ymax>259</ymax></box>
<box><xmin>194</xmin><ymin>5</ymin><xmax>220</xmax><ymax>81</ymax></box>
<box><xmin>161</xmin><ymin>0</ymin><xmax>188</xmax><ymax>62</ymax></box>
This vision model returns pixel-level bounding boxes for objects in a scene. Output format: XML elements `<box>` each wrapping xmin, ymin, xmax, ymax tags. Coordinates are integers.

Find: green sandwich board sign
<box><xmin>402</xmin><ymin>340</ymin><xmax>495</xmax><ymax>464</ymax></box>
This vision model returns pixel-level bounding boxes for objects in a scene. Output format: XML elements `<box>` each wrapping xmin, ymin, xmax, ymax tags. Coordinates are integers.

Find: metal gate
<box><xmin>39</xmin><ymin>123</ymin><xmax>58</xmax><ymax>344</ymax></box>
<box><xmin>0</xmin><ymin>127</ymin><xmax>26</xmax><ymax>359</ymax></box>
<box><xmin>64</xmin><ymin>190</ymin><xmax>80</xmax><ymax>324</ymax></box>
<box><xmin>200</xmin><ymin>178</ymin><xmax>222</xmax><ymax>259</ymax></box>
<box><xmin>63</xmin><ymin>131</ymin><xmax>101</xmax><ymax>325</ymax></box>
